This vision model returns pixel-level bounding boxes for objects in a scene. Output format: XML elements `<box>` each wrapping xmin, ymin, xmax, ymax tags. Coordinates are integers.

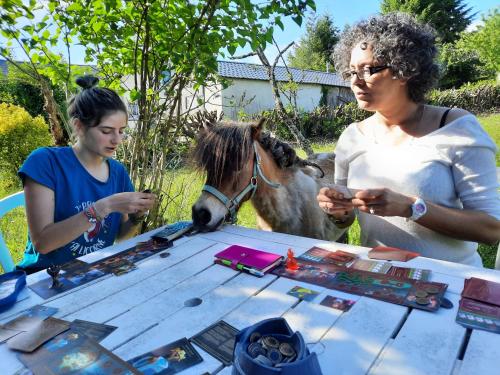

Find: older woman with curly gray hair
<box><xmin>317</xmin><ymin>12</ymin><xmax>500</xmax><ymax>266</ymax></box>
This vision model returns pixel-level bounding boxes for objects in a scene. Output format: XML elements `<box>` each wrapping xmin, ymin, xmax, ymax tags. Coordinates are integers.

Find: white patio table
<box><xmin>1</xmin><ymin>225</ymin><xmax>500</xmax><ymax>375</ymax></box>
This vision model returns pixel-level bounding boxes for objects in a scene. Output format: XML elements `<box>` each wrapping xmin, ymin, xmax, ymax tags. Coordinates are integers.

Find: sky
<box><xmin>236</xmin><ymin>0</ymin><xmax>499</xmax><ymax>65</ymax></box>
<box><xmin>4</xmin><ymin>0</ymin><xmax>499</xmax><ymax>66</ymax></box>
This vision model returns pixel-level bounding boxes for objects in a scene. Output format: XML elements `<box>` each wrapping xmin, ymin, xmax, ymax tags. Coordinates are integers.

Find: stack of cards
<box><xmin>190</xmin><ymin>320</ymin><xmax>239</xmax><ymax>366</ymax></box>
<box><xmin>128</xmin><ymin>337</ymin><xmax>203</xmax><ymax>374</ymax></box>
<box><xmin>456</xmin><ymin>277</ymin><xmax>500</xmax><ymax>333</ymax></box>
<box><xmin>298</xmin><ymin>247</ymin><xmax>358</xmax><ymax>267</ymax></box>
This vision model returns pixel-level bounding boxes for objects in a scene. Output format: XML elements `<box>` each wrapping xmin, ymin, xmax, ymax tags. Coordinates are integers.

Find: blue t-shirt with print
<box><xmin>17</xmin><ymin>147</ymin><xmax>134</xmax><ymax>269</ymax></box>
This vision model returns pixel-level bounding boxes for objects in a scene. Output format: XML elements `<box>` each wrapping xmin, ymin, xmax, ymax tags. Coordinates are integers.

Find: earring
<box><xmin>392</xmin><ymin>76</ymin><xmax>398</xmax><ymax>80</ymax></box>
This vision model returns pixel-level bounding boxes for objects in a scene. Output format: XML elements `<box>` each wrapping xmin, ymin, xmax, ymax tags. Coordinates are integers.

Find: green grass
<box><xmin>1</xmin><ymin>113</ymin><xmax>498</xmax><ymax>273</ymax></box>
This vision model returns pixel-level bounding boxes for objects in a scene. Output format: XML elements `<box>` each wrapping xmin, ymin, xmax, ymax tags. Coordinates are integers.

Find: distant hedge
<box><xmin>240</xmin><ymin>81</ymin><xmax>498</xmax><ymax>141</ymax></box>
<box><xmin>428</xmin><ymin>81</ymin><xmax>499</xmax><ymax>114</ymax></box>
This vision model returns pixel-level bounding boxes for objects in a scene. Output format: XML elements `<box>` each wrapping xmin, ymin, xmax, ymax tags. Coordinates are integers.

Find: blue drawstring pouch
<box><xmin>0</xmin><ymin>270</ymin><xmax>27</xmax><ymax>313</ymax></box>
<box><xmin>232</xmin><ymin>317</ymin><xmax>323</xmax><ymax>375</ymax></box>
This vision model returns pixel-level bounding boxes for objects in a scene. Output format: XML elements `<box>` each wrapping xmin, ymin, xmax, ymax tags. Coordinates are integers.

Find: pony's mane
<box><xmin>191</xmin><ymin>122</ymin><xmax>306</xmax><ymax>187</ymax></box>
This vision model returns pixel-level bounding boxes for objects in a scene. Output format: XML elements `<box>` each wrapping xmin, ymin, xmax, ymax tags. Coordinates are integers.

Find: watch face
<box><xmin>415</xmin><ymin>203</ymin><xmax>426</xmax><ymax>214</ymax></box>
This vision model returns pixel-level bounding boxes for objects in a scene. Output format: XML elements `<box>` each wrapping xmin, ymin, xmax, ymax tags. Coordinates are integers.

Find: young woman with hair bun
<box><xmin>17</xmin><ymin>75</ymin><xmax>155</xmax><ymax>273</ymax></box>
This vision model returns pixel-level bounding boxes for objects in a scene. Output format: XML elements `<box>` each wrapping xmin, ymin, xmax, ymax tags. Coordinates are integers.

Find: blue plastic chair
<box><xmin>0</xmin><ymin>191</ymin><xmax>25</xmax><ymax>272</ymax></box>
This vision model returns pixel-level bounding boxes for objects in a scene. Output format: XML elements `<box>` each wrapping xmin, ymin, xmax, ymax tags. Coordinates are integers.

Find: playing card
<box><xmin>190</xmin><ymin>320</ymin><xmax>239</xmax><ymax>366</ymax></box>
<box><xmin>287</xmin><ymin>286</ymin><xmax>321</xmax><ymax>301</ymax></box>
<box><xmin>7</xmin><ymin>317</ymin><xmax>70</xmax><ymax>352</ymax></box>
<box><xmin>70</xmin><ymin>319</ymin><xmax>117</xmax><ymax>342</ymax></box>
<box><xmin>368</xmin><ymin>246</ymin><xmax>420</xmax><ymax>262</ymax></box>
<box><xmin>20</xmin><ymin>305</ymin><xmax>59</xmax><ymax>319</ymax></box>
<box><xmin>29</xmin><ymin>276</ymin><xmax>76</xmax><ymax>299</ymax></box>
<box><xmin>298</xmin><ymin>247</ymin><xmax>358</xmax><ymax>267</ymax></box>
<box><xmin>327</xmin><ymin>184</ymin><xmax>361</xmax><ymax>200</ymax></box>
<box><xmin>19</xmin><ymin>330</ymin><xmax>140</xmax><ymax>374</ymax></box>
<box><xmin>3</xmin><ymin>315</ymin><xmax>46</xmax><ymax>331</ymax></box>
<box><xmin>320</xmin><ymin>295</ymin><xmax>355</xmax><ymax>311</ymax></box>
<box><xmin>349</xmin><ymin>259</ymin><xmax>392</xmax><ymax>274</ymax></box>
<box><xmin>0</xmin><ymin>326</ymin><xmax>22</xmax><ymax>342</ymax></box>
<box><xmin>387</xmin><ymin>266</ymin><xmax>431</xmax><ymax>281</ymax></box>
<box><xmin>129</xmin><ymin>337</ymin><xmax>203</xmax><ymax>374</ymax></box>
<box><xmin>97</xmin><ymin>257</ymin><xmax>137</xmax><ymax>276</ymax></box>
<box><xmin>456</xmin><ymin>298</ymin><xmax>500</xmax><ymax>333</ymax></box>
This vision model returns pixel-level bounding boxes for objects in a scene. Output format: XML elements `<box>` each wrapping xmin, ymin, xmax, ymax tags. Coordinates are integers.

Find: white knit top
<box><xmin>335</xmin><ymin>114</ymin><xmax>500</xmax><ymax>266</ymax></box>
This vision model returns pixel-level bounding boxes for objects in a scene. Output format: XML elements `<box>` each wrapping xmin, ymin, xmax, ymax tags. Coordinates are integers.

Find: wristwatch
<box><xmin>408</xmin><ymin>197</ymin><xmax>427</xmax><ymax>221</ymax></box>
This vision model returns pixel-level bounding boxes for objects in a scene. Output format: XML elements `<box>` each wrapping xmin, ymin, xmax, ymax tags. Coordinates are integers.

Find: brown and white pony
<box><xmin>191</xmin><ymin>118</ymin><xmax>345</xmax><ymax>241</ymax></box>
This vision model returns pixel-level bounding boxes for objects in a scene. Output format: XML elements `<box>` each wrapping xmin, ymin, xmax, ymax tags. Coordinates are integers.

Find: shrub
<box><xmin>0</xmin><ymin>78</ymin><xmax>67</xmax><ymax>123</ymax></box>
<box><xmin>238</xmin><ymin>102</ymin><xmax>370</xmax><ymax>142</ymax></box>
<box><xmin>428</xmin><ymin>81</ymin><xmax>500</xmax><ymax>114</ymax></box>
<box><xmin>0</xmin><ymin>103</ymin><xmax>53</xmax><ymax>188</ymax></box>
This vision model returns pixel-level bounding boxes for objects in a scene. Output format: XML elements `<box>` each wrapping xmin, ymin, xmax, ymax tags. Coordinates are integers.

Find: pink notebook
<box><xmin>214</xmin><ymin>245</ymin><xmax>283</xmax><ymax>273</ymax></box>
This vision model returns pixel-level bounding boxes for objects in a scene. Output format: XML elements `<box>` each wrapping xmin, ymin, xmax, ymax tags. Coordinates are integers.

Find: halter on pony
<box><xmin>202</xmin><ymin>142</ymin><xmax>281</xmax><ymax>224</ymax></box>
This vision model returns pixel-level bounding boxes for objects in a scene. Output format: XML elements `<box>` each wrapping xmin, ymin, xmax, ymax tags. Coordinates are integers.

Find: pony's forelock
<box><xmin>191</xmin><ymin>121</ymin><xmax>307</xmax><ymax>187</ymax></box>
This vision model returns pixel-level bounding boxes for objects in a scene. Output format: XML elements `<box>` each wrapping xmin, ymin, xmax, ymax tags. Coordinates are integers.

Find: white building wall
<box><xmin>221</xmin><ymin>79</ymin><xmax>323</xmax><ymax>120</ymax></box>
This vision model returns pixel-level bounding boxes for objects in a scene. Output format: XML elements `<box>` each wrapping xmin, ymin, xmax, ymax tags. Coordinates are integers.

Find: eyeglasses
<box><xmin>342</xmin><ymin>65</ymin><xmax>389</xmax><ymax>81</ymax></box>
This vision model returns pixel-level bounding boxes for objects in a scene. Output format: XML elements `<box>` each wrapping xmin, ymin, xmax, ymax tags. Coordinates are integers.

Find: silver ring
<box><xmin>369</xmin><ymin>207</ymin><xmax>375</xmax><ymax>215</ymax></box>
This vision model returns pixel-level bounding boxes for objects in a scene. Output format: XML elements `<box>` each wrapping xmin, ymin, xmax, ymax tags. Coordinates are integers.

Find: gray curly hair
<box><xmin>333</xmin><ymin>12</ymin><xmax>439</xmax><ymax>103</ymax></box>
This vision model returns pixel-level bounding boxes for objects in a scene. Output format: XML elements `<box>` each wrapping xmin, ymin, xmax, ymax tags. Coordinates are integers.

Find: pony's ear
<box><xmin>202</xmin><ymin>119</ymin><xmax>214</xmax><ymax>131</ymax></box>
<box><xmin>251</xmin><ymin>118</ymin><xmax>266</xmax><ymax>140</ymax></box>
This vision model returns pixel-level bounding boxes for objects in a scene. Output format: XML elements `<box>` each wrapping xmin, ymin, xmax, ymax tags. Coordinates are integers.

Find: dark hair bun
<box><xmin>76</xmin><ymin>75</ymin><xmax>99</xmax><ymax>90</ymax></box>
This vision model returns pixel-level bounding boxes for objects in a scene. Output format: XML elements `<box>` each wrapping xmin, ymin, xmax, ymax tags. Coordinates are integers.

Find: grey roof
<box><xmin>0</xmin><ymin>59</ymin><xmax>8</xmax><ymax>76</ymax></box>
<box><xmin>218</xmin><ymin>60</ymin><xmax>350</xmax><ymax>88</ymax></box>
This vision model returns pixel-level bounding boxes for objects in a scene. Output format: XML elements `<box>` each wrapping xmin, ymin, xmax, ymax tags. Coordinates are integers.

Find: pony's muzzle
<box><xmin>192</xmin><ymin>205</ymin><xmax>212</xmax><ymax>227</ymax></box>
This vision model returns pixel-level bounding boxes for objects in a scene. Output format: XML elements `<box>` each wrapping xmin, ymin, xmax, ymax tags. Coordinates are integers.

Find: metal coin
<box><xmin>279</xmin><ymin>342</ymin><xmax>295</xmax><ymax>357</ymax></box>
<box><xmin>415</xmin><ymin>297</ymin><xmax>430</xmax><ymax>305</ymax></box>
<box><xmin>247</xmin><ymin>342</ymin><xmax>266</xmax><ymax>358</ymax></box>
<box><xmin>262</xmin><ymin>335</ymin><xmax>280</xmax><ymax>349</ymax></box>
<box><xmin>425</xmin><ymin>286</ymin><xmax>440</xmax><ymax>294</ymax></box>
<box><xmin>249</xmin><ymin>332</ymin><xmax>261</xmax><ymax>343</ymax></box>
<box><xmin>267</xmin><ymin>348</ymin><xmax>283</xmax><ymax>365</ymax></box>
<box><xmin>415</xmin><ymin>290</ymin><xmax>428</xmax><ymax>298</ymax></box>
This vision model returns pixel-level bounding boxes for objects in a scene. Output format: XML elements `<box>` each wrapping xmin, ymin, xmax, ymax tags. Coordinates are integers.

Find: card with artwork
<box><xmin>19</xmin><ymin>330</ymin><xmax>140</xmax><ymax>374</ymax></box>
<box><xmin>129</xmin><ymin>337</ymin><xmax>203</xmax><ymax>374</ymax></box>
<box><xmin>320</xmin><ymin>295</ymin><xmax>355</xmax><ymax>311</ymax></box>
<box><xmin>287</xmin><ymin>286</ymin><xmax>321</xmax><ymax>301</ymax></box>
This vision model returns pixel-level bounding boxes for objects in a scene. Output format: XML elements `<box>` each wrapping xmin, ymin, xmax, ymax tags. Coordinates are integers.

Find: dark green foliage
<box><xmin>380</xmin><ymin>0</ymin><xmax>475</xmax><ymax>43</ymax></box>
<box><xmin>240</xmin><ymin>102</ymin><xmax>370</xmax><ymax>141</ymax></box>
<box><xmin>0</xmin><ymin>77</ymin><xmax>67</xmax><ymax>124</ymax></box>
<box><xmin>438</xmin><ymin>43</ymin><xmax>489</xmax><ymax>89</ymax></box>
<box><xmin>288</xmin><ymin>14</ymin><xmax>340</xmax><ymax>71</ymax></box>
<box><xmin>428</xmin><ymin>81</ymin><xmax>500</xmax><ymax>114</ymax></box>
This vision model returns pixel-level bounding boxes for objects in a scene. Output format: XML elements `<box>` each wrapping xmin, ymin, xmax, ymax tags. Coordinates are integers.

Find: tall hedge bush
<box><xmin>0</xmin><ymin>103</ymin><xmax>53</xmax><ymax>188</ymax></box>
<box><xmin>428</xmin><ymin>81</ymin><xmax>499</xmax><ymax>114</ymax></box>
<box><xmin>238</xmin><ymin>81</ymin><xmax>498</xmax><ymax>143</ymax></box>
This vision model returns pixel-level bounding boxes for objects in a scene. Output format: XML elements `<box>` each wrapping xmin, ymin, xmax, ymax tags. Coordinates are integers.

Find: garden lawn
<box><xmin>1</xmin><ymin>113</ymin><xmax>498</xmax><ymax>273</ymax></box>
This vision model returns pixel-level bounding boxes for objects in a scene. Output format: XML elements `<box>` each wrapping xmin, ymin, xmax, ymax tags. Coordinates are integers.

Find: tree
<box><xmin>50</xmin><ymin>0</ymin><xmax>315</xmax><ymax>228</ymax></box>
<box><xmin>460</xmin><ymin>9</ymin><xmax>499</xmax><ymax>74</ymax></box>
<box><xmin>380</xmin><ymin>0</ymin><xmax>475</xmax><ymax>44</ymax></box>
<box><xmin>438</xmin><ymin>42</ymin><xmax>487</xmax><ymax>89</ymax></box>
<box><xmin>0</xmin><ymin>0</ymin><xmax>84</xmax><ymax>145</ymax></box>
<box><xmin>288</xmin><ymin>14</ymin><xmax>339</xmax><ymax>71</ymax></box>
